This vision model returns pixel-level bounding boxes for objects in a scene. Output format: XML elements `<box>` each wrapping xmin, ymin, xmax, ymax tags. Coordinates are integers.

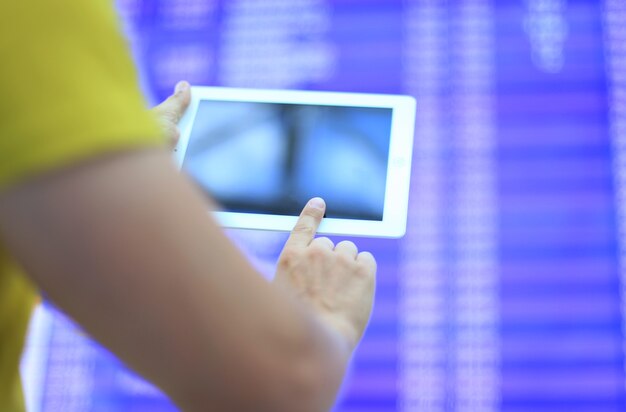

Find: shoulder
<box><xmin>0</xmin><ymin>0</ymin><xmax>163</xmax><ymax>190</ymax></box>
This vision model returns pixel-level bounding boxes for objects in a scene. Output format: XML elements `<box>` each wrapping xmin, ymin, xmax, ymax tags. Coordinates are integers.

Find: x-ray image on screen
<box><xmin>182</xmin><ymin>100</ymin><xmax>393</xmax><ymax>220</ymax></box>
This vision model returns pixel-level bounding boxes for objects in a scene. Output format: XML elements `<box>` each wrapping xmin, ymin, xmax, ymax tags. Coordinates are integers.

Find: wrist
<box><xmin>315</xmin><ymin>312</ymin><xmax>360</xmax><ymax>355</ymax></box>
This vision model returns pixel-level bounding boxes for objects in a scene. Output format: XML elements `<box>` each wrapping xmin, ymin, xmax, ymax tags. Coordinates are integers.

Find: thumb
<box><xmin>153</xmin><ymin>81</ymin><xmax>191</xmax><ymax>124</ymax></box>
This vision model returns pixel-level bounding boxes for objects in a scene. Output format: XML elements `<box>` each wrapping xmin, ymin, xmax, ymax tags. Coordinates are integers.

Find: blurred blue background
<box><xmin>19</xmin><ymin>0</ymin><xmax>626</xmax><ymax>411</ymax></box>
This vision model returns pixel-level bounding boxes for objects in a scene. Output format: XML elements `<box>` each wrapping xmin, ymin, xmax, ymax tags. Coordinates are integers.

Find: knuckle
<box><xmin>356</xmin><ymin>263</ymin><xmax>375</xmax><ymax>278</ymax></box>
<box><xmin>307</xmin><ymin>243</ymin><xmax>330</xmax><ymax>259</ymax></box>
<box><xmin>337</xmin><ymin>240</ymin><xmax>355</xmax><ymax>248</ymax></box>
<box><xmin>315</xmin><ymin>236</ymin><xmax>334</xmax><ymax>248</ymax></box>
<box><xmin>278</xmin><ymin>247</ymin><xmax>301</xmax><ymax>269</ymax></box>
<box><xmin>292</xmin><ymin>223</ymin><xmax>314</xmax><ymax>237</ymax></box>
<box><xmin>337</xmin><ymin>252</ymin><xmax>355</xmax><ymax>267</ymax></box>
<box><xmin>165</xmin><ymin>108</ymin><xmax>179</xmax><ymax>122</ymax></box>
<box><xmin>357</xmin><ymin>252</ymin><xmax>376</xmax><ymax>274</ymax></box>
<box><xmin>302</xmin><ymin>206</ymin><xmax>324</xmax><ymax>220</ymax></box>
<box><xmin>337</xmin><ymin>240</ymin><xmax>358</xmax><ymax>256</ymax></box>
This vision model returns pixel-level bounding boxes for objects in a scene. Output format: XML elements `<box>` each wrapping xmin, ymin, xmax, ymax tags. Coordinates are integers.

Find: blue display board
<box><xmin>19</xmin><ymin>1</ymin><xmax>626</xmax><ymax>411</ymax></box>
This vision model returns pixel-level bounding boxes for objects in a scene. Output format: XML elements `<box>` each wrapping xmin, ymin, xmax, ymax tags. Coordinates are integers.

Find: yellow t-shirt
<box><xmin>0</xmin><ymin>1</ymin><xmax>163</xmax><ymax>411</ymax></box>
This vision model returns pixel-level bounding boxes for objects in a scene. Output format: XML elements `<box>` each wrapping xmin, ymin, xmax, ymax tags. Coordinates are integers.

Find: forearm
<box><xmin>174</xmin><ymin>287</ymin><xmax>351</xmax><ymax>412</ymax></box>
<box><xmin>0</xmin><ymin>149</ymin><xmax>349</xmax><ymax>411</ymax></box>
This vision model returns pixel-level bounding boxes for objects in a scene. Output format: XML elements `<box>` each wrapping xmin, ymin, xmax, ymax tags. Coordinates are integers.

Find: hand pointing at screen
<box><xmin>275</xmin><ymin>197</ymin><xmax>377</xmax><ymax>351</ymax></box>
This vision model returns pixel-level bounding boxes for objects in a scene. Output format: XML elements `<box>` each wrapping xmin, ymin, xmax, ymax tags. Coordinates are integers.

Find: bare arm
<box><xmin>0</xmin><ymin>83</ymin><xmax>376</xmax><ymax>412</ymax></box>
<box><xmin>0</xmin><ymin>149</ymin><xmax>365</xmax><ymax>411</ymax></box>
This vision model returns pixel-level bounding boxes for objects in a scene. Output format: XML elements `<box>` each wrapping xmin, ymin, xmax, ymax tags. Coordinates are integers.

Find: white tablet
<box><xmin>174</xmin><ymin>87</ymin><xmax>415</xmax><ymax>238</ymax></box>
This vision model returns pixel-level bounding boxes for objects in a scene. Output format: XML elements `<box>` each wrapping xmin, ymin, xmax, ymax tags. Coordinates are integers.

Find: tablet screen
<box><xmin>182</xmin><ymin>100</ymin><xmax>393</xmax><ymax>220</ymax></box>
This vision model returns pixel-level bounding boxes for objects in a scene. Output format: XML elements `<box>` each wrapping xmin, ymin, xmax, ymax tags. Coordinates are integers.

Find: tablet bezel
<box><xmin>174</xmin><ymin>86</ymin><xmax>415</xmax><ymax>238</ymax></box>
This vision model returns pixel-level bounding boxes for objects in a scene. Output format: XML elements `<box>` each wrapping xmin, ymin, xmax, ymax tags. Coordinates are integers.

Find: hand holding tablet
<box><xmin>174</xmin><ymin>86</ymin><xmax>416</xmax><ymax>238</ymax></box>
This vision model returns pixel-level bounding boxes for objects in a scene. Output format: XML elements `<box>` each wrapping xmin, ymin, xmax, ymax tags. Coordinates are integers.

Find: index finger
<box><xmin>285</xmin><ymin>197</ymin><xmax>326</xmax><ymax>248</ymax></box>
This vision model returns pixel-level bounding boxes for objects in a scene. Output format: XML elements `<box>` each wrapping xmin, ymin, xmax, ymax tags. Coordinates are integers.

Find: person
<box><xmin>0</xmin><ymin>2</ymin><xmax>376</xmax><ymax>412</ymax></box>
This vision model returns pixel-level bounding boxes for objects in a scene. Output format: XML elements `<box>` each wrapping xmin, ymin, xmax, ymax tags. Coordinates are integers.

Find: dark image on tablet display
<box><xmin>182</xmin><ymin>100</ymin><xmax>393</xmax><ymax>220</ymax></box>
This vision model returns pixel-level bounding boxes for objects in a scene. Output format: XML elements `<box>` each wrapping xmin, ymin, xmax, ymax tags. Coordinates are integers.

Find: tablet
<box><xmin>174</xmin><ymin>87</ymin><xmax>415</xmax><ymax>238</ymax></box>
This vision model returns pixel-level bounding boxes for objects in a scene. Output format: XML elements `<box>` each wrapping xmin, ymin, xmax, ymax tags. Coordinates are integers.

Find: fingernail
<box><xmin>175</xmin><ymin>81</ymin><xmax>189</xmax><ymax>93</ymax></box>
<box><xmin>309</xmin><ymin>197</ymin><xmax>325</xmax><ymax>209</ymax></box>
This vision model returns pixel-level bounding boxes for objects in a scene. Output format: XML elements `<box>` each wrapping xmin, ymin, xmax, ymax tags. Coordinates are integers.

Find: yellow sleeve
<box><xmin>0</xmin><ymin>0</ymin><xmax>163</xmax><ymax>189</ymax></box>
